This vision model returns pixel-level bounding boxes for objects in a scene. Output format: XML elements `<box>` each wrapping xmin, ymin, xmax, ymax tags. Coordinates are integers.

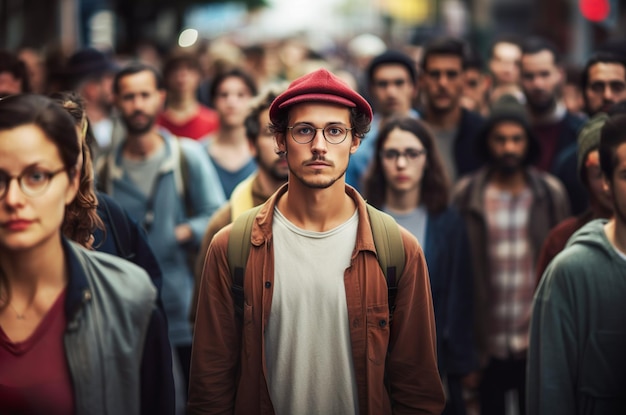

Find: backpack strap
<box><xmin>174</xmin><ymin>138</ymin><xmax>193</xmax><ymax>217</ymax></box>
<box><xmin>227</xmin><ymin>205</ymin><xmax>262</xmax><ymax>319</ymax></box>
<box><xmin>366</xmin><ymin>204</ymin><xmax>405</xmax><ymax>324</ymax></box>
<box><xmin>226</xmin><ymin>204</ymin><xmax>405</xmax><ymax>323</ymax></box>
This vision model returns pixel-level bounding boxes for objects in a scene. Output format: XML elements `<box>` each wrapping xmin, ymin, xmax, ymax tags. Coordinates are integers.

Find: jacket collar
<box><xmin>62</xmin><ymin>238</ymin><xmax>93</xmax><ymax>326</ymax></box>
<box><xmin>250</xmin><ymin>183</ymin><xmax>377</xmax><ymax>256</ymax></box>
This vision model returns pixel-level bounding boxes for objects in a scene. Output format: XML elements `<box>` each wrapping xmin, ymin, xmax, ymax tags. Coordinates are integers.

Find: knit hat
<box><xmin>269</xmin><ymin>68</ymin><xmax>373</xmax><ymax>124</ymax></box>
<box><xmin>577</xmin><ymin>112</ymin><xmax>609</xmax><ymax>180</ymax></box>
<box><xmin>476</xmin><ymin>94</ymin><xmax>540</xmax><ymax>164</ymax></box>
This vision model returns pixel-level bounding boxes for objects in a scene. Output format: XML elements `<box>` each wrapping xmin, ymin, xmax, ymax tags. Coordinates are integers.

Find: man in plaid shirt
<box><xmin>453</xmin><ymin>94</ymin><xmax>570</xmax><ymax>415</ymax></box>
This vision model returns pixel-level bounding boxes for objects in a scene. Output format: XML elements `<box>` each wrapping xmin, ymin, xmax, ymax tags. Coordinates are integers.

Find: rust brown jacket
<box><xmin>188</xmin><ymin>185</ymin><xmax>445</xmax><ymax>415</ymax></box>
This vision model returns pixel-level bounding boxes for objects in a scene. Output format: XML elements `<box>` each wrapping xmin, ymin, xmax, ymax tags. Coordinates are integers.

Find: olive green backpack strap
<box><xmin>227</xmin><ymin>205</ymin><xmax>263</xmax><ymax>319</ymax></box>
<box><xmin>366</xmin><ymin>204</ymin><xmax>405</xmax><ymax>324</ymax></box>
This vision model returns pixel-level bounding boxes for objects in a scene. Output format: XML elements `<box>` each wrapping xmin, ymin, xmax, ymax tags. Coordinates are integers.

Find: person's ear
<box><xmin>350</xmin><ymin>135</ymin><xmax>361</xmax><ymax>154</ymax></box>
<box><xmin>275</xmin><ymin>132</ymin><xmax>287</xmax><ymax>153</ymax></box>
<box><xmin>65</xmin><ymin>168</ymin><xmax>80</xmax><ymax>206</ymax></box>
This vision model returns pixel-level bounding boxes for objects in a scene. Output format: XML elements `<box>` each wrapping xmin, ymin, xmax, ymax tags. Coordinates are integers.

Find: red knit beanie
<box><xmin>269</xmin><ymin>68</ymin><xmax>373</xmax><ymax>124</ymax></box>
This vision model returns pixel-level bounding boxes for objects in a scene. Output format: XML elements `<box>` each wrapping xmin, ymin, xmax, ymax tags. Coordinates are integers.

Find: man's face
<box><xmin>422</xmin><ymin>55</ymin><xmax>465</xmax><ymax>114</ymax></box>
<box><xmin>607</xmin><ymin>142</ymin><xmax>626</xmax><ymax>226</ymax></box>
<box><xmin>253</xmin><ymin>109</ymin><xmax>288</xmax><ymax>182</ymax></box>
<box><xmin>489</xmin><ymin>42</ymin><xmax>522</xmax><ymax>86</ymax></box>
<box><xmin>584</xmin><ymin>62</ymin><xmax>626</xmax><ymax>116</ymax></box>
<box><xmin>115</xmin><ymin>70</ymin><xmax>165</xmax><ymax>135</ymax></box>
<box><xmin>213</xmin><ymin>76</ymin><xmax>254</xmax><ymax>128</ymax></box>
<box><xmin>370</xmin><ymin>64</ymin><xmax>416</xmax><ymax>117</ymax></box>
<box><xmin>521</xmin><ymin>50</ymin><xmax>562</xmax><ymax>114</ymax></box>
<box><xmin>487</xmin><ymin>121</ymin><xmax>528</xmax><ymax>175</ymax></box>
<box><xmin>275</xmin><ymin>102</ymin><xmax>359</xmax><ymax>190</ymax></box>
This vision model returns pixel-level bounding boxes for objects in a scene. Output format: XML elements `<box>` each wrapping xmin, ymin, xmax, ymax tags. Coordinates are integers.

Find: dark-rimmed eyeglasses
<box><xmin>380</xmin><ymin>148</ymin><xmax>427</xmax><ymax>162</ymax></box>
<box><xmin>0</xmin><ymin>167</ymin><xmax>66</xmax><ymax>200</ymax></box>
<box><xmin>287</xmin><ymin>123</ymin><xmax>353</xmax><ymax>144</ymax></box>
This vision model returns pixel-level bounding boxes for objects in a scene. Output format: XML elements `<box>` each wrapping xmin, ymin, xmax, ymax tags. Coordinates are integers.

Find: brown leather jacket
<box><xmin>189</xmin><ymin>185</ymin><xmax>445</xmax><ymax>415</ymax></box>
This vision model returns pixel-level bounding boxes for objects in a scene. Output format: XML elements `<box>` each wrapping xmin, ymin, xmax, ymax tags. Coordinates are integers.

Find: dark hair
<box><xmin>209</xmin><ymin>67</ymin><xmax>257</xmax><ymax>104</ymax></box>
<box><xmin>488</xmin><ymin>34</ymin><xmax>522</xmax><ymax>59</ymax></box>
<box><xmin>244</xmin><ymin>83</ymin><xmax>287</xmax><ymax>144</ymax></box>
<box><xmin>367</xmin><ymin>50</ymin><xmax>418</xmax><ymax>84</ymax></box>
<box><xmin>421</xmin><ymin>37</ymin><xmax>469</xmax><ymax>71</ymax></box>
<box><xmin>162</xmin><ymin>50</ymin><xmax>201</xmax><ymax>82</ymax></box>
<box><xmin>581</xmin><ymin>52</ymin><xmax>626</xmax><ymax>90</ymax></box>
<box><xmin>465</xmin><ymin>47</ymin><xmax>486</xmax><ymax>72</ymax></box>
<box><xmin>0</xmin><ymin>49</ymin><xmax>31</xmax><ymax>94</ymax></box>
<box><xmin>364</xmin><ymin>116</ymin><xmax>450</xmax><ymax>214</ymax></box>
<box><xmin>49</xmin><ymin>91</ymin><xmax>105</xmax><ymax>247</ymax></box>
<box><xmin>113</xmin><ymin>62</ymin><xmax>163</xmax><ymax>94</ymax></box>
<box><xmin>269</xmin><ymin>107</ymin><xmax>370</xmax><ymax>141</ymax></box>
<box><xmin>600</xmin><ymin>113</ymin><xmax>626</xmax><ymax>181</ymax></box>
<box><xmin>521</xmin><ymin>36</ymin><xmax>561</xmax><ymax>65</ymax></box>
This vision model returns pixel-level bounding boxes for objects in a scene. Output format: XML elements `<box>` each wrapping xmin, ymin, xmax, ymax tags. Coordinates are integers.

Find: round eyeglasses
<box><xmin>0</xmin><ymin>167</ymin><xmax>67</xmax><ymax>200</ymax></box>
<box><xmin>287</xmin><ymin>123</ymin><xmax>353</xmax><ymax>145</ymax></box>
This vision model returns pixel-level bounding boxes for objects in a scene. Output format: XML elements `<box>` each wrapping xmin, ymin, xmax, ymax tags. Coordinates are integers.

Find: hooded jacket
<box><xmin>527</xmin><ymin>219</ymin><xmax>626</xmax><ymax>415</ymax></box>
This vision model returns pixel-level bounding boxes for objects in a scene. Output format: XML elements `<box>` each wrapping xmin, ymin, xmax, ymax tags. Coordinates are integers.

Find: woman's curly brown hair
<box><xmin>49</xmin><ymin>91</ymin><xmax>105</xmax><ymax>247</ymax></box>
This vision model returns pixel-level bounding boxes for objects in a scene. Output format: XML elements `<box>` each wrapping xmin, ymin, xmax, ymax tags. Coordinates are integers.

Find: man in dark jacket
<box><xmin>452</xmin><ymin>94</ymin><xmax>570</xmax><ymax>415</ymax></box>
<box><xmin>420</xmin><ymin>36</ymin><xmax>485</xmax><ymax>182</ymax></box>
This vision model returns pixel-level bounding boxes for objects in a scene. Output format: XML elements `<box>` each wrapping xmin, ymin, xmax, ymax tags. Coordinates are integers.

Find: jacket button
<box><xmin>379</xmin><ymin>319</ymin><xmax>387</xmax><ymax>327</ymax></box>
<box><xmin>265</xmin><ymin>281</ymin><xmax>271</xmax><ymax>288</ymax></box>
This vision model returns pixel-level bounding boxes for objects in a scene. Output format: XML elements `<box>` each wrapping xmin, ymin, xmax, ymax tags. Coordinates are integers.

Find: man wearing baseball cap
<box><xmin>189</xmin><ymin>68</ymin><xmax>444</xmax><ymax>414</ymax></box>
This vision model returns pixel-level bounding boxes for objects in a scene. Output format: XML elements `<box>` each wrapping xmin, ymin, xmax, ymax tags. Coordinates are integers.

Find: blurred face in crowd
<box><xmin>461</xmin><ymin>68</ymin><xmax>491</xmax><ymax>112</ymax></box>
<box><xmin>521</xmin><ymin>50</ymin><xmax>563</xmax><ymax>114</ymax></box>
<box><xmin>115</xmin><ymin>70</ymin><xmax>165</xmax><ymax>135</ymax></box>
<box><xmin>167</xmin><ymin>62</ymin><xmax>201</xmax><ymax>98</ymax></box>
<box><xmin>370</xmin><ymin>64</ymin><xmax>416</xmax><ymax>118</ymax></box>
<box><xmin>606</xmin><ymin>142</ymin><xmax>626</xmax><ymax>226</ymax></box>
<box><xmin>252</xmin><ymin>109</ymin><xmax>288</xmax><ymax>182</ymax></box>
<box><xmin>489</xmin><ymin>42</ymin><xmax>522</xmax><ymax>86</ymax></box>
<box><xmin>487</xmin><ymin>121</ymin><xmax>528</xmax><ymax>175</ymax></box>
<box><xmin>276</xmin><ymin>103</ymin><xmax>358</xmax><ymax>190</ymax></box>
<box><xmin>380</xmin><ymin>127</ymin><xmax>427</xmax><ymax>195</ymax></box>
<box><xmin>214</xmin><ymin>76</ymin><xmax>254</xmax><ymax>128</ymax></box>
<box><xmin>563</xmin><ymin>82</ymin><xmax>585</xmax><ymax>115</ymax></box>
<box><xmin>584</xmin><ymin>149</ymin><xmax>612</xmax><ymax>213</ymax></box>
<box><xmin>584</xmin><ymin>62</ymin><xmax>626</xmax><ymax>116</ymax></box>
<box><xmin>422</xmin><ymin>55</ymin><xmax>465</xmax><ymax>114</ymax></box>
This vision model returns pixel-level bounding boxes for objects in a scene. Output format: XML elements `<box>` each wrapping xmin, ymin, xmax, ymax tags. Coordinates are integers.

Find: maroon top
<box><xmin>0</xmin><ymin>290</ymin><xmax>74</xmax><ymax>415</ymax></box>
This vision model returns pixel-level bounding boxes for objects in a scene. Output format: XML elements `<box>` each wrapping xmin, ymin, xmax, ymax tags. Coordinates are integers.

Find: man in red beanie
<box><xmin>189</xmin><ymin>68</ymin><xmax>445</xmax><ymax>414</ymax></box>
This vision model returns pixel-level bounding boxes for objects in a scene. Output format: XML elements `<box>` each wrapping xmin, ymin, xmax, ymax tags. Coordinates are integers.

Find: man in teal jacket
<box><xmin>528</xmin><ymin>112</ymin><xmax>626</xmax><ymax>414</ymax></box>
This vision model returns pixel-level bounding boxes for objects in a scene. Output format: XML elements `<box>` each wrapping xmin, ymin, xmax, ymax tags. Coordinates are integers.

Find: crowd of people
<box><xmin>1</xmin><ymin>30</ymin><xmax>626</xmax><ymax>415</ymax></box>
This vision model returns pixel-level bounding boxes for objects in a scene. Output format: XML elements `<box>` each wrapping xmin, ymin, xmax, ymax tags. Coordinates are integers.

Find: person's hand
<box><xmin>175</xmin><ymin>224</ymin><xmax>193</xmax><ymax>244</ymax></box>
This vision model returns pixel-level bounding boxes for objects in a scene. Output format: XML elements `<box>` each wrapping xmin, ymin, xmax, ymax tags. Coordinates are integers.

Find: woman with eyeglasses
<box><xmin>364</xmin><ymin>116</ymin><xmax>478</xmax><ymax>415</ymax></box>
<box><xmin>0</xmin><ymin>94</ymin><xmax>174</xmax><ymax>415</ymax></box>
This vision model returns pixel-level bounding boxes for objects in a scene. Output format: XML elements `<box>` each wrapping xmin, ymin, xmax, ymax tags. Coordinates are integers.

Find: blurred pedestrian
<box><xmin>364</xmin><ymin>116</ymin><xmax>477</xmax><ymax>415</ymax></box>
<box><xmin>452</xmin><ymin>94</ymin><xmax>570</xmax><ymax>415</ymax></box>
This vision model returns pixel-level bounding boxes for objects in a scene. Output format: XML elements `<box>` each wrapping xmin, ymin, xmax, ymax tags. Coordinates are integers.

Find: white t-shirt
<box><xmin>266</xmin><ymin>207</ymin><xmax>359</xmax><ymax>415</ymax></box>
